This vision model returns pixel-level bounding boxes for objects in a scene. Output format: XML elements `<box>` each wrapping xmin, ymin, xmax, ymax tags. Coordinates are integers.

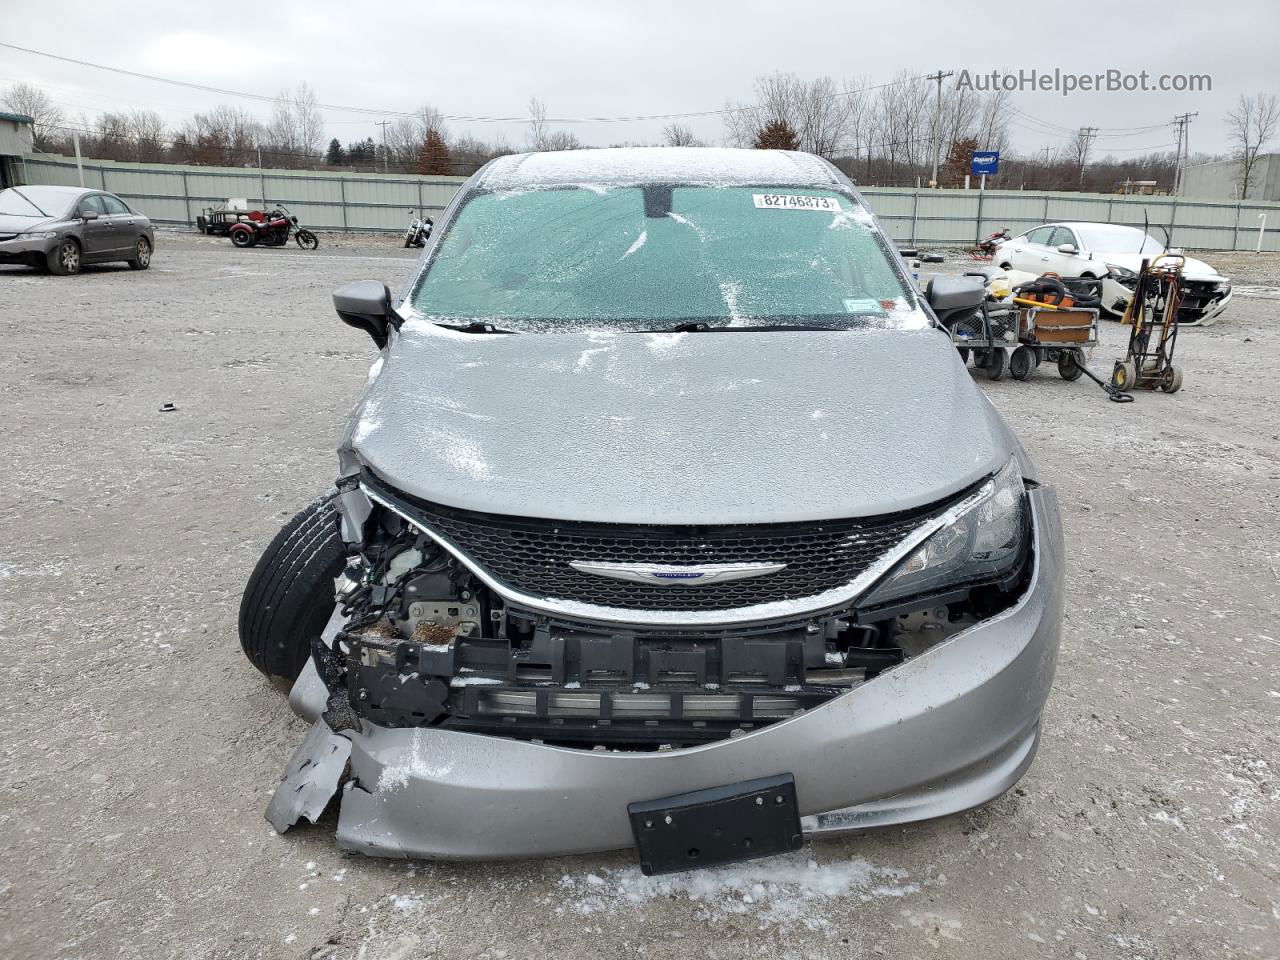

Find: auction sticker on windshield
<box><xmin>752</xmin><ymin>193</ymin><xmax>842</xmax><ymax>211</ymax></box>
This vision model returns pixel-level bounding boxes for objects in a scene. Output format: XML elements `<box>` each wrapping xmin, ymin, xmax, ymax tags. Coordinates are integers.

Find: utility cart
<box><xmin>945</xmin><ymin>301</ymin><xmax>1019</xmax><ymax>380</ymax></box>
<box><xmin>1001</xmin><ymin>275</ymin><xmax>1101</xmax><ymax>382</ymax></box>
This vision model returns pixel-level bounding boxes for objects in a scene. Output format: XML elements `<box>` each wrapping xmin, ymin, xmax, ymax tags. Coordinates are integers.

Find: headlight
<box><xmin>27</xmin><ymin>231</ymin><xmax>59</xmax><ymax>240</ymax></box>
<box><xmin>1104</xmin><ymin>263</ymin><xmax>1137</xmax><ymax>281</ymax></box>
<box><xmin>859</xmin><ymin>457</ymin><xmax>1027</xmax><ymax>609</ymax></box>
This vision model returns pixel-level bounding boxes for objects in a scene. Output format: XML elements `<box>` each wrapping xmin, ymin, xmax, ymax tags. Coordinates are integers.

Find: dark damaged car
<box><xmin>240</xmin><ymin>147</ymin><xmax>1064</xmax><ymax>874</ymax></box>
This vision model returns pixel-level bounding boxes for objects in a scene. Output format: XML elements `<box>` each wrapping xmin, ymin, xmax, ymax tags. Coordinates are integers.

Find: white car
<box><xmin>995</xmin><ymin>222</ymin><xmax>1231</xmax><ymax>326</ymax></box>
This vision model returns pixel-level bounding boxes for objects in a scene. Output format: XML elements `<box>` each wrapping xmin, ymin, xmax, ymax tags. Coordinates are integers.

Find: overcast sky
<box><xmin>1</xmin><ymin>0</ymin><xmax>1276</xmax><ymax>157</ymax></box>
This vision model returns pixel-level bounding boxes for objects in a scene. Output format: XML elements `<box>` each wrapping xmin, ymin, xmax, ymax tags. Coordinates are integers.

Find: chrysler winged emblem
<box><xmin>568</xmin><ymin>561</ymin><xmax>787</xmax><ymax>585</ymax></box>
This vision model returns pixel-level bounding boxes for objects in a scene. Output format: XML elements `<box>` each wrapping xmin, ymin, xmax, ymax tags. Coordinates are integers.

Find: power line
<box><xmin>0</xmin><ymin>40</ymin><xmax>925</xmax><ymax>125</ymax></box>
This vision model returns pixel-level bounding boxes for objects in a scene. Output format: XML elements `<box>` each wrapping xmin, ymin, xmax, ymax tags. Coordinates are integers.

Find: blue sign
<box><xmin>971</xmin><ymin>151</ymin><xmax>1000</xmax><ymax>176</ymax></box>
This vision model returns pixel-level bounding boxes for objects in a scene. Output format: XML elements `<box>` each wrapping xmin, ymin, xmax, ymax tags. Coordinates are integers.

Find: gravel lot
<box><xmin>2</xmin><ymin>232</ymin><xmax>1277</xmax><ymax>960</ymax></box>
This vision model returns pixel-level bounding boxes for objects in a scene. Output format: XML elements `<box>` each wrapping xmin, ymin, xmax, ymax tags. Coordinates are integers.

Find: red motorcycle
<box><xmin>228</xmin><ymin>206</ymin><xmax>319</xmax><ymax>250</ymax></box>
<box><xmin>968</xmin><ymin>227</ymin><xmax>1010</xmax><ymax>261</ymax></box>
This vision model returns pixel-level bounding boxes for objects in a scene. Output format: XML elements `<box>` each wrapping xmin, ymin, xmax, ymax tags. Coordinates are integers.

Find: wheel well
<box><xmin>999</xmin><ymin>261</ymin><xmax>1012</xmax><ymax>270</ymax></box>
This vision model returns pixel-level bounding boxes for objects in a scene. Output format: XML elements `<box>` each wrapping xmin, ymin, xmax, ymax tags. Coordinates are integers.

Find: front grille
<box><xmin>369</xmin><ymin>476</ymin><xmax>960</xmax><ymax>611</ymax></box>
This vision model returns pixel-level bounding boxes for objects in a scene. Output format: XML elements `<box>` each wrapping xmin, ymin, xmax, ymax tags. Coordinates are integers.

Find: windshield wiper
<box><xmin>9</xmin><ymin>188</ymin><xmax>48</xmax><ymax>217</ymax></box>
<box><xmin>636</xmin><ymin>320</ymin><xmax>853</xmax><ymax>334</ymax></box>
<box><xmin>698</xmin><ymin>323</ymin><xmax>851</xmax><ymax>333</ymax></box>
<box><xmin>433</xmin><ymin>321</ymin><xmax>518</xmax><ymax>334</ymax></box>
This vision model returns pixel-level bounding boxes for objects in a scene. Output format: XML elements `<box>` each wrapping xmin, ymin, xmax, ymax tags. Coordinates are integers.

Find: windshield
<box><xmin>1074</xmin><ymin>224</ymin><xmax>1165</xmax><ymax>255</ymax></box>
<box><xmin>0</xmin><ymin>186</ymin><xmax>72</xmax><ymax>218</ymax></box>
<box><xmin>407</xmin><ymin>185</ymin><xmax>921</xmax><ymax>332</ymax></box>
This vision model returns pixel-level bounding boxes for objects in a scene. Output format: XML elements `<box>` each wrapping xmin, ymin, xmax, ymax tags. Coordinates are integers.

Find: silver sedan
<box><xmin>0</xmin><ymin>184</ymin><xmax>155</xmax><ymax>275</ymax></box>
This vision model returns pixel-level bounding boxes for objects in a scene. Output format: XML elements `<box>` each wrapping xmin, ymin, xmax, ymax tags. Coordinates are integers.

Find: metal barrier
<box><xmin>21</xmin><ymin>154</ymin><xmax>1280</xmax><ymax>251</ymax></box>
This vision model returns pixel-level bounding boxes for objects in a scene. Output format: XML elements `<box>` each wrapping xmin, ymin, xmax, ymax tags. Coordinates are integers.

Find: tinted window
<box><xmin>410</xmin><ymin>185</ymin><xmax>921</xmax><ymax>332</ymax></box>
<box><xmin>77</xmin><ymin>195</ymin><xmax>107</xmax><ymax>217</ymax></box>
<box><xmin>1026</xmin><ymin>226</ymin><xmax>1054</xmax><ymax>245</ymax></box>
<box><xmin>100</xmin><ymin>195</ymin><xmax>130</xmax><ymax>215</ymax></box>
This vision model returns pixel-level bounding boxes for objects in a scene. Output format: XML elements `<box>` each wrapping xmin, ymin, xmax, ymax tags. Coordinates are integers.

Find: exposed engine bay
<box><xmin>313</xmin><ymin>478</ymin><xmax>1033</xmax><ymax>751</ymax></box>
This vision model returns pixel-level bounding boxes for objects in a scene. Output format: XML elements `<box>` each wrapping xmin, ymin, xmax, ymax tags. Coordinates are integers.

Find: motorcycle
<box><xmin>228</xmin><ymin>205</ymin><xmax>319</xmax><ymax>250</ymax></box>
<box><xmin>403</xmin><ymin>209</ymin><xmax>434</xmax><ymax>248</ymax></box>
<box><xmin>969</xmin><ymin>227</ymin><xmax>1010</xmax><ymax>261</ymax></box>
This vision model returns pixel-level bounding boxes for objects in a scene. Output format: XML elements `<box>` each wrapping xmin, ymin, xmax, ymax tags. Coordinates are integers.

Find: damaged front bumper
<box><xmin>270</xmin><ymin>485</ymin><xmax>1063</xmax><ymax>861</ymax></box>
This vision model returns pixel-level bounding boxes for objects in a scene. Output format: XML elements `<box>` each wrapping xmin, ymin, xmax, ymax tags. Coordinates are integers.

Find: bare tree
<box><xmin>527</xmin><ymin>97</ymin><xmax>548</xmax><ymax>150</ymax></box>
<box><xmin>386</xmin><ymin>105</ymin><xmax>447</xmax><ymax>164</ymax></box>
<box><xmin>1064</xmin><ymin>128</ymin><xmax>1093</xmax><ymax>186</ymax></box>
<box><xmin>526</xmin><ymin>97</ymin><xmax>580</xmax><ymax>151</ymax></box>
<box><xmin>127</xmin><ymin>109</ymin><xmax>167</xmax><ymax>162</ymax></box>
<box><xmin>266</xmin><ymin>83</ymin><xmax>324</xmax><ymax>164</ymax></box>
<box><xmin>724</xmin><ymin>73</ymin><xmax>855</xmax><ymax>157</ymax></box>
<box><xmin>1226</xmin><ymin>92</ymin><xmax>1280</xmax><ymax>199</ymax></box>
<box><xmin>180</xmin><ymin>105</ymin><xmax>264</xmax><ymax>166</ymax></box>
<box><xmin>662</xmin><ymin>122</ymin><xmax>701</xmax><ymax>147</ymax></box>
<box><xmin>92</xmin><ymin>112</ymin><xmax>131</xmax><ymax>161</ymax></box>
<box><xmin>1</xmin><ymin>81</ymin><xmax>65</xmax><ymax>150</ymax></box>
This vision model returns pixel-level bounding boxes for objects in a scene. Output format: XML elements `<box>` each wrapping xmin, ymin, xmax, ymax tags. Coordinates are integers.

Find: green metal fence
<box><xmin>22</xmin><ymin>155</ymin><xmax>467</xmax><ymax>233</ymax></box>
<box><xmin>21</xmin><ymin>154</ymin><xmax>1280</xmax><ymax>251</ymax></box>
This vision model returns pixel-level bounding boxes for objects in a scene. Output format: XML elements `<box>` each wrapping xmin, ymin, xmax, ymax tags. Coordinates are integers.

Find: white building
<box><xmin>0</xmin><ymin>111</ymin><xmax>34</xmax><ymax>188</ymax></box>
<box><xmin>1179</xmin><ymin>153</ymin><xmax>1280</xmax><ymax>202</ymax></box>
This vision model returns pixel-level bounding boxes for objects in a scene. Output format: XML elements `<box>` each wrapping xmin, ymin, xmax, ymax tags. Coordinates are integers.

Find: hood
<box><xmin>1098</xmin><ymin>251</ymin><xmax>1220</xmax><ymax>280</ymax></box>
<box><xmin>0</xmin><ymin>213</ymin><xmax>56</xmax><ymax>234</ymax></box>
<box><xmin>344</xmin><ymin>321</ymin><xmax>1013</xmax><ymax>525</ymax></box>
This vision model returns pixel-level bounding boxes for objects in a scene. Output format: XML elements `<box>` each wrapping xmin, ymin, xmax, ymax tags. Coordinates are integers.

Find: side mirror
<box><xmin>81</xmin><ymin>210</ymin><xmax>99</xmax><ymax>221</ymax></box>
<box><xmin>925</xmin><ymin>276</ymin><xmax>986</xmax><ymax>313</ymax></box>
<box><xmin>1057</xmin><ymin>243</ymin><xmax>1078</xmax><ymax>255</ymax></box>
<box><xmin>334</xmin><ymin>280</ymin><xmax>395</xmax><ymax>349</ymax></box>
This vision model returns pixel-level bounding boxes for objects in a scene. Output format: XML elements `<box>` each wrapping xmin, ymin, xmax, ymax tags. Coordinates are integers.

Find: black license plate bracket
<box><xmin>628</xmin><ymin>773</ymin><xmax>803</xmax><ymax>875</ymax></box>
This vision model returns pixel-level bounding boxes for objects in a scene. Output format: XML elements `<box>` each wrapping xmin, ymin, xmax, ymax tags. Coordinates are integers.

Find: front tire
<box><xmin>295</xmin><ymin>229</ymin><xmax>319</xmax><ymax>250</ymax></box>
<box><xmin>1009</xmin><ymin>345</ymin><xmax>1035</xmax><ymax>381</ymax></box>
<box><xmin>238</xmin><ymin>493</ymin><xmax>347</xmax><ymax>688</ymax></box>
<box><xmin>128</xmin><ymin>237</ymin><xmax>152</xmax><ymax>270</ymax></box>
<box><xmin>48</xmin><ymin>238</ymin><xmax>82</xmax><ymax>276</ymax></box>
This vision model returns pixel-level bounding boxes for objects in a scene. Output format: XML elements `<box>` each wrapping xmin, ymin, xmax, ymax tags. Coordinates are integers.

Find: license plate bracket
<box><xmin>628</xmin><ymin>773</ymin><xmax>803</xmax><ymax>875</ymax></box>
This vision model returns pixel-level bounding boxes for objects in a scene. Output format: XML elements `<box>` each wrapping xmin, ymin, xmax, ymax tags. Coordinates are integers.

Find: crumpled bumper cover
<box><xmin>270</xmin><ymin>485</ymin><xmax>1064</xmax><ymax>860</ymax></box>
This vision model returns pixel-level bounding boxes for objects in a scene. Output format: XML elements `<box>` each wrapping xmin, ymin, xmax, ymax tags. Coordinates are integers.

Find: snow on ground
<box><xmin>553</xmin><ymin>853</ymin><xmax>920</xmax><ymax>929</ymax></box>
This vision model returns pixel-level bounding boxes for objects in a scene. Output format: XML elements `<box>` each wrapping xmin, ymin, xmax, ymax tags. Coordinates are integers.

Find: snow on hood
<box><xmin>343</xmin><ymin>322</ymin><xmax>1012</xmax><ymax>525</ymax></box>
<box><xmin>0</xmin><ymin>213</ymin><xmax>57</xmax><ymax>233</ymax></box>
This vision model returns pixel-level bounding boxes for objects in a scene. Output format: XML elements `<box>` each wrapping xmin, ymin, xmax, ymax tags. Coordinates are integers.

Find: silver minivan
<box><xmin>241</xmin><ymin>147</ymin><xmax>1064</xmax><ymax>875</ymax></box>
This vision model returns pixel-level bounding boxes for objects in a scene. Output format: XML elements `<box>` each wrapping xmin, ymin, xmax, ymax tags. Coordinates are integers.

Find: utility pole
<box><xmin>1041</xmin><ymin>145</ymin><xmax>1052</xmax><ymax>188</ymax></box>
<box><xmin>1077</xmin><ymin>127</ymin><xmax>1098</xmax><ymax>191</ymax></box>
<box><xmin>375</xmin><ymin>120</ymin><xmax>391</xmax><ymax>173</ymax></box>
<box><xmin>926</xmin><ymin>69</ymin><xmax>954</xmax><ymax>188</ymax></box>
<box><xmin>1171</xmin><ymin>112</ymin><xmax>1197</xmax><ymax>195</ymax></box>
<box><xmin>72</xmin><ymin>129</ymin><xmax>84</xmax><ymax>187</ymax></box>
